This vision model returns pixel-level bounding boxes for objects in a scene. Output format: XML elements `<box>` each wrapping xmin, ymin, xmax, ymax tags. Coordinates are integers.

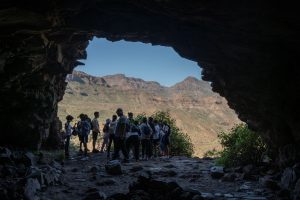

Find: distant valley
<box><xmin>58</xmin><ymin>71</ymin><xmax>241</xmax><ymax>156</ymax></box>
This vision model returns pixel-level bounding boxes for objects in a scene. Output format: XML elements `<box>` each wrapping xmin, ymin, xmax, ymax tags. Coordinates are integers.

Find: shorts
<box><xmin>82</xmin><ymin>134</ymin><xmax>89</xmax><ymax>144</ymax></box>
<box><xmin>92</xmin><ymin>131</ymin><xmax>99</xmax><ymax>141</ymax></box>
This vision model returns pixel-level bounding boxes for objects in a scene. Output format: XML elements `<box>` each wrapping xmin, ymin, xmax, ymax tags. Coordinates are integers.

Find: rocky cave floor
<box><xmin>1</xmin><ymin>148</ymin><xmax>280</xmax><ymax>200</ymax></box>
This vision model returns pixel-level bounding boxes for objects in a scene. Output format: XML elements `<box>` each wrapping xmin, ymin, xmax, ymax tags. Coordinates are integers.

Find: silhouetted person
<box><xmin>64</xmin><ymin>115</ymin><xmax>74</xmax><ymax>157</ymax></box>
<box><xmin>160</xmin><ymin>121</ymin><xmax>171</xmax><ymax>158</ymax></box>
<box><xmin>112</xmin><ymin>108</ymin><xmax>129</xmax><ymax>162</ymax></box>
<box><xmin>152</xmin><ymin>119</ymin><xmax>161</xmax><ymax>157</ymax></box>
<box><xmin>125</xmin><ymin>113</ymin><xmax>140</xmax><ymax>161</ymax></box>
<box><xmin>92</xmin><ymin>112</ymin><xmax>100</xmax><ymax>153</ymax></box>
<box><xmin>101</xmin><ymin>119</ymin><xmax>110</xmax><ymax>152</ymax></box>
<box><xmin>148</xmin><ymin>117</ymin><xmax>155</xmax><ymax>158</ymax></box>
<box><xmin>77</xmin><ymin>113</ymin><xmax>85</xmax><ymax>152</ymax></box>
<box><xmin>107</xmin><ymin>115</ymin><xmax>117</xmax><ymax>159</ymax></box>
<box><xmin>78</xmin><ymin>114</ymin><xmax>91</xmax><ymax>156</ymax></box>
<box><xmin>140</xmin><ymin>117</ymin><xmax>152</xmax><ymax>160</ymax></box>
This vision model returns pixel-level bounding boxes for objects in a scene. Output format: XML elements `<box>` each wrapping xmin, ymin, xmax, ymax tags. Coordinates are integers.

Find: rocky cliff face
<box><xmin>0</xmin><ymin>0</ymin><xmax>299</xmax><ymax>163</ymax></box>
<box><xmin>59</xmin><ymin>71</ymin><xmax>240</xmax><ymax>156</ymax></box>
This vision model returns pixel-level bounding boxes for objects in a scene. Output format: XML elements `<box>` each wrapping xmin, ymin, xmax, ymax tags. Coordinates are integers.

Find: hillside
<box><xmin>58</xmin><ymin>71</ymin><xmax>241</xmax><ymax>156</ymax></box>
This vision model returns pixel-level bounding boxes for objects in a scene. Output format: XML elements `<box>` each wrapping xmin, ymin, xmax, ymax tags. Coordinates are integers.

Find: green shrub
<box><xmin>203</xmin><ymin>148</ymin><xmax>219</xmax><ymax>158</ymax></box>
<box><xmin>216</xmin><ymin>124</ymin><xmax>267</xmax><ymax>167</ymax></box>
<box><xmin>135</xmin><ymin>111</ymin><xmax>194</xmax><ymax>157</ymax></box>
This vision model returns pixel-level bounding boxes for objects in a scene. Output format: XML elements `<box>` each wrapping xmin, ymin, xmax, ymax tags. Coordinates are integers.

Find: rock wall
<box><xmin>0</xmin><ymin>0</ymin><xmax>299</xmax><ymax>156</ymax></box>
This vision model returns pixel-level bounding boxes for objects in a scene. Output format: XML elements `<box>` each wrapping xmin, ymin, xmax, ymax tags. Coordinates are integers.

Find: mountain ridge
<box><xmin>69</xmin><ymin>70</ymin><xmax>204</xmax><ymax>89</ymax></box>
<box><xmin>59</xmin><ymin>70</ymin><xmax>241</xmax><ymax>156</ymax></box>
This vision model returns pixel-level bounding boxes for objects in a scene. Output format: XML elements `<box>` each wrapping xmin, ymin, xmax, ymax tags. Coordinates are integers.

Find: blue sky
<box><xmin>76</xmin><ymin>38</ymin><xmax>202</xmax><ymax>87</ymax></box>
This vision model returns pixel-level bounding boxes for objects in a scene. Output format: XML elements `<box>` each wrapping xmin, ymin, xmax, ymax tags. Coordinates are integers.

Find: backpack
<box><xmin>81</xmin><ymin>121</ymin><xmax>90</xmax><ymax>135</ymax></box>
<box><xmin>143</xmin><ymin>125</ymin><xmax>151</xmax><ymax>136</ymax></box>
<box><xmin>72</xmin><ymin>128</ymin><xmax>78</xmax><ymax>136</ymax></box>
<box><xmin>116</xmin><ymin>118</ymin><xmax>127</xmax><ymax>138</ymax></box>
<box><xmin>109</xmin><ymin>121</ymin><xmax>116</xmax><ymax>135</ymax></box>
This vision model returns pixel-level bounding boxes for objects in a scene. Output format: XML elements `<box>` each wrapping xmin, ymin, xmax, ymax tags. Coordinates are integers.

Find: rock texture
<box><xmin>0</xmin><ymin>0</ymin><xmax>299</xmax><ymax>161</ymax></box>
<box><xmin>37</xmin><ymin>151</ymin><xmax>274</xmax><ymax>200</ymax></box>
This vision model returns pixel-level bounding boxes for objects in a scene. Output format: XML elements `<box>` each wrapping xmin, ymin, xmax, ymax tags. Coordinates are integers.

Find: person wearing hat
<box><xmin>112</xmin><ymin>108</ymin><xmax>129</xmax><ymax>162</ymax></box>
<box><xmin>64</xmin><ymin>115</ymin><xmax>74</xmax><ymax>157</ymax></box>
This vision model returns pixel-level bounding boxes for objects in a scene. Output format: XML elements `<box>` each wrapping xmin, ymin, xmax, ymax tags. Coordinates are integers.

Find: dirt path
<box><xmin>39</xmin><ymin>152</ymin><xmax>272</xmax><ymax>200</ymax></box>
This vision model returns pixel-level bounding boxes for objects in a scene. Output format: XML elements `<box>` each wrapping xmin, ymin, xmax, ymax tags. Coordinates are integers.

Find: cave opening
<box><xmin>0</xmin><ymin>0</ymin><xmax>298</xmax><ymax>164</ymax></box>
<box><xmin>58</xmin><ymin>37</ymin><xmax>240</xmax><ymax>157</ymax></box>
<box><xmin>1</xmin><ymin>1</ymin><xmax>300</xmax><ymax>199</ymax></box>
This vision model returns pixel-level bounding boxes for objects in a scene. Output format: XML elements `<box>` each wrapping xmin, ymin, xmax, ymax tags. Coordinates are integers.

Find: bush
<box><xmin>203</xmin><ymin>148</ymin><xmax>219</xmax><ymax>158</ymax></box>
<box><xmin>135</xmin><ymin>111</ymin><xmax>194</xmax><ymax>157</ymax></box>
<box><xmin>216</xmin><ymin>124</ymin><xmax>267</xmax><ymax>167</ymax></box>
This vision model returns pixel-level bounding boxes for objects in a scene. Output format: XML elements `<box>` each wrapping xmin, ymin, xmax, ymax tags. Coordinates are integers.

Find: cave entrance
<box><xmin>58</xmin><ymin>37</ymin><xmax>240</xmax><ymax>156</ymax></box>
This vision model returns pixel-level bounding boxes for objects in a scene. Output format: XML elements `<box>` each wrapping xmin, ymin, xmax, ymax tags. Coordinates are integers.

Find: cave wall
<box><xmin>0</xmin><ymin>0</ymin><xmax>299</xmax><ymax>155</ymax></box>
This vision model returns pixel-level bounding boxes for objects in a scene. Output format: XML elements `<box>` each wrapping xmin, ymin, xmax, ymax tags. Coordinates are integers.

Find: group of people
<box><xmin>63</xmin><ymin>108</ymin><xmax>171</xmax><ymax>162</ymax></box>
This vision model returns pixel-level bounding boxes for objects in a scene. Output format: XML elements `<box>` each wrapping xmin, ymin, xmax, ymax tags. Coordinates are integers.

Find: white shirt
<box><xmin>153</xmin><ymin>124</ymin><xmax>160</xmax><ymax>140</ymax></box>
<box><xmin>65</xmin><ymin>122</ymin><xmax>73</xmax><ymax>136</ymax></box>
<box><xmin>92</xmin><ymin>118</ymin><xmax>99</xmax><ymax>132</ymax></box>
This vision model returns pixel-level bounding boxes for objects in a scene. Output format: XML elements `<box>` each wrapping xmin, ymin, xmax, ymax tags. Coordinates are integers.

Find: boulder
<box><xmin>0</xmin><ymin>148</ymin><xmax>12</xmax><ymax>165</ymax></box>
<box><xmin>84</xmin><ymin>189</ymin><xmax>107</xmax><ymax>200</ymax></box>
<box><xmin>210</xmin><ymin>166</ymin><xmax>224</xmax><ymax>179</ymax></box>
<box><xmin>96</xmin><ymin>178</ymin><xmax>118</xmax><ymax>186</ymax></box>
<box><xmin>293</xmin><ymin>179</ymin><xmax>300</xmax><ymax>200</ymax></box>
<box><xmin>0</xmin><ymin>188</ymin><xmax>9</xmax><ymax>200</ymax></box>
<box><xmin>1</xmin><ymin>165</ymin><xmax>17</xmax><ymax>177</ymax></box>
<box><xmin>129</xmin><ymin>189</ymin><xmax>151</xmax><ymax>200</ymax></box>
<box><xmin>26</xmin><ymin>167</ymin><xmax>45</xmax><ymax>186</ymax></box>
<box><xmin>278</xmin><ymin>144</ymin><xmax>298</xmax><ymax>168</ymax></box>
<box><xmin>281</xmin><ymin>167</ymin><xmax>297</xmax><ymax>189</ymax></box>
<box><xmin>24</xmin><ymin>178</ymin><xmax>41</xmax><ymax>200</ymax></box>
<box><xmin>90</xmin><ymin>165</ymin><xmax>100</xmax><ymax>173</ymax></box>
<box><xmin>293</xmin><ymin>163</ymin><xmax>300</xmax><ymax>180</ymax></box>
<box><xmin>44</xmin><ymin>167</ymin><xmax>60</xmax><ymax>185</ymax></box>
<box><xmin>23</xmin><ymin>152</ymin><xmax>35</xmax><ymax>167</ymax></box>
<box><xmin>50</xmin><ymin>160</ymin><xmax>62</xmax><ymax>170</ymax></box>
<box><xmin>129</xmin><ymin>165</ymin><xmax>144</xmax><ymax>172</ymax></box>
<box><xmin>192</xmin><ymin>195</ymin><xmax>203</xmax><ymax>200</ymax></box>
<box><xmin>179</xmin><ymin>191</ymin><xmax>193</xmax><ymax>200</ymax></box>
<box><xmin>259</xmin><ymin>175</ymin><xmax>280</xmax><ymax>191</ymax></box>
<box><xmin>105</xmin><ymin>160</ymin><xmax>122</xmax><ymax>175</ymax></box>
<box><xmin>201</xmin><ymin>192</ymin><xmax>214</xmax><ymax>199</ymax></box>
<box><xmin>221</xmin><ymin>173</ymin><xmax>237</xmax><ymax>182</ymax></box>
<box><xmin>153</xmin><ymin>169</ymin><xmax>177</xmax><ymax>177</ymax></box>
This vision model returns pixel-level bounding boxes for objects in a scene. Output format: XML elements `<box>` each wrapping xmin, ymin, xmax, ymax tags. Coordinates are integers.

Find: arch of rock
<box><xmin>0</xmin><ymin>0</ymin><xmax>299</xmax><ymax>162</ymax></box>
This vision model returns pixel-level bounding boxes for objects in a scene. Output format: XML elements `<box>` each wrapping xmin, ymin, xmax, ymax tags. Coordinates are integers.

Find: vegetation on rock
<box><xmin>205</xmin><ymin>124</ymin><xmax>267</xmax><ymax>167</ymax></box>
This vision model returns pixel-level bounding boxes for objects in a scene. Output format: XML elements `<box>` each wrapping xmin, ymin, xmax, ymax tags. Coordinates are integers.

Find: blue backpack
<box><xmin>81</xmin><ymin>121</ymin><xmax>90</xmax><ymax>135</ymax></box>
<box><xmin>143</xmin><ymin>125</ymin><xmax>151</xmax><ymax>136</ymax></box>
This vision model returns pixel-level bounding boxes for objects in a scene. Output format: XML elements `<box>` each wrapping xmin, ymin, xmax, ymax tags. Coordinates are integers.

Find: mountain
<box><xmin>58</xmin><ymin>71</ymin><xmax>241</xmax><ymax>156</ymax></box>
